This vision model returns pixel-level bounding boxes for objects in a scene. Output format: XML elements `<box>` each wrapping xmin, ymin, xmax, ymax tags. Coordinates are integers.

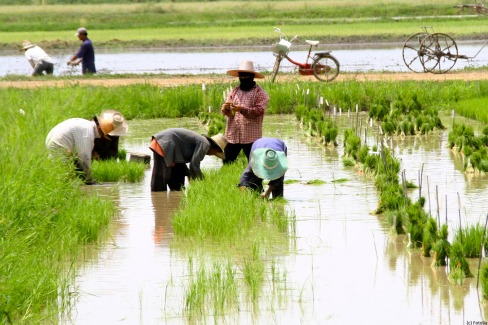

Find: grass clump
<box><xmin>91</xmin><ymin>159</ymin><xmax>146</xmax><ymax>183</ymax></box>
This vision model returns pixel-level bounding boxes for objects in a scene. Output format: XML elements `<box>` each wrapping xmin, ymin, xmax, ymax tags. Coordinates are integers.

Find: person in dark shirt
<box><xmin>149</xmin><ymin>128</ymin><xmax>228</xmax><ymax>192</ymax></box>
<box><xmin>67</xmin><ymin>27</ymin><xmax>96</xmax><ymax>74</ymax></box>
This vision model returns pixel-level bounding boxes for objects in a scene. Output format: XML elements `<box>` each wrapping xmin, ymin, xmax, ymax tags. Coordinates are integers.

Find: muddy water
<box><xmin>63</xmin><ymin>114</ymin><xmax>488</xmax><ymax>324</ymax></box>
<box><xmin>2</xmin><ymin>41</ymin><xmax>488</xmax><ymax>76</ymax></box>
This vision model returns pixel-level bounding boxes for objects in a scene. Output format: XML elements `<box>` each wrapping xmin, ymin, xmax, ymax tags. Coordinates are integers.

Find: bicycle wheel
<box><xmin>270</xmin><ymin>56</ymin><xmax>282</xmax><ymax>82</ymax></box>
<box><xmin>312</xmin><ymin>54</ymin><xmax>340</xmax><ymax>82</ymax></box>
<box><xmin>419</xmin><ymin>33</ymin><xmax>458</xmax><ymax>74</ymax></box>
<box><xmin>402</xmin><ymin>32</ymin><xmax>429</xmax><ymax>73</ymax></box>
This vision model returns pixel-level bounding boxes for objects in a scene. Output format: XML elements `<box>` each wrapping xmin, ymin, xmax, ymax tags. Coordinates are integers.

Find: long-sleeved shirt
<box><xmin>152</xmin><ymin>128</ymin><xmax>211</xmax><ymax>179</ymax></box>
<box><xmin>223</xmin><ymin>84</ymin><xmax>269</xmax><ymax>144</ymax></box>
<box><xmin>240</xmin><ymin>137</ymin><xmax>288</xmax><ymax>187</ymax></box>
<box><xmin>45</xmin><ymin>118</ymin><xmax>100</xmax><ymax>179</ymax></box>
<box><xmin>24</xmin><ymin>46</ymin><xmax>55</xmax><ymax>66</ymax></box>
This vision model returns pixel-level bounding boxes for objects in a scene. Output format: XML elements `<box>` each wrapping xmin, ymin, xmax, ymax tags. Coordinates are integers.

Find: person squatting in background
<box><xmin>221</xmin><ymin>60</ymin><xmax>269</xmax><ymax>164</ymax></box>
<box><xmin>239</xmin><ymin>137</ymin><xmax>288</xmax><ymax>200</ymax></box>
<box><xmin>45</xmin><ymin>110</ymin><xmax>128</xmax><ymax>184</ymax></box>
<box><xmin>149</xmin><ymin>128</ymin><xmax>228</xmax><ymax>192</ymax></box>
<box><xmin>19</xmin><ymin>40</ymin><xmax>55</xmax><ymax>76</ymax></box>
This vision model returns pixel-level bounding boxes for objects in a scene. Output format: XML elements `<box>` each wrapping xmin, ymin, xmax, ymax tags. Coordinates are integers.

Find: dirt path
<box><xmin>0</xmin><ymin>71</ymin><xmax>485</xmax><ymax>88</ymax></box>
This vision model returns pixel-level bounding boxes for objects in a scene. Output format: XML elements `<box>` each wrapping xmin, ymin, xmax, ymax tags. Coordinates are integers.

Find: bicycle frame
<box><xmin>271</xmin><ymin>27</ymin><xmax>339</xmax><ymax>82</ymax></box>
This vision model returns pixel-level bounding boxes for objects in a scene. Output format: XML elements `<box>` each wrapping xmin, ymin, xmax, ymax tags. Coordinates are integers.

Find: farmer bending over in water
<box><xmin>239</xmin><ymin>137</ymin><xmax>288</xmax><ymax>199</ymax></box>
<box><xmin>45</xmin><ymin>110</ymin><xmax>128</xmax><ymax>185</ymax></box>
<box><xmin>149</xmin><ymin>128</ymin><xmax>228</xmax><ymax>192</ymax></box>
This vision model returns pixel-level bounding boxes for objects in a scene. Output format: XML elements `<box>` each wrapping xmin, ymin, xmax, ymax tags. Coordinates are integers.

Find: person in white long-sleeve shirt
<box><xmin>46</xmin><ymin>110</ymin><xmax>128</xmax><ymax>184</ymax></box>
<box><xmin>20</xmin><ymin>40</ymin><xmax>55</xmax><ymax>76</ymax></box>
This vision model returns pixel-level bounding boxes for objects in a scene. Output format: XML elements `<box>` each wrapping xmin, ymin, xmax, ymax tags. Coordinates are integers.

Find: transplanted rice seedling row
<box><xmin>168</xmin><ymin>160</ymin><xmax>294</xmax><ymax>320</ymax></box>
<box><xmin>341</xmin><ymin>109</ymin><xmax>488</xmax><ymax>292</ymax></box>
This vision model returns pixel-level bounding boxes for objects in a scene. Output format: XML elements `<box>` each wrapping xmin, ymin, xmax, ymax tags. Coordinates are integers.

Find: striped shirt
<box><xmin>45</xmin><ymin>118</ymin><xmax>100</xmax><ymax>179</ymax></box>
<box><xmin>223</xmin><ymin>84</ymin><xmax>269</xmax><ymax>144</ymax></box>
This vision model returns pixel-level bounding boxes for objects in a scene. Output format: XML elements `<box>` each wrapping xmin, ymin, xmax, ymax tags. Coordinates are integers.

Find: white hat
<box><xmin>204</xmin><ymin>133</ymin><xmax>228</xmax><ymax>160</ymax></box>
<box><xmin>250</xmin><ymin>148</ymin><xmax>288</xmax><ymax>180</ymax></box>
<box><xmin>20</xmin><ymin>40</ymin><xmax>35</xmax><ymax>51</ymax></box>
<box><xmin>226</xmin><ymin>60</ymin><xmax>265</xmax><ymax>79</ymax></box>
<box><xmin>74</xmin><ymin>27</ymin><xmax>88</xmax><ymax>36</ymax></box>
<box><xmin>98</xmin><ymin>109</ymin><xmax>128</xmax><ymax>136</ymax></box>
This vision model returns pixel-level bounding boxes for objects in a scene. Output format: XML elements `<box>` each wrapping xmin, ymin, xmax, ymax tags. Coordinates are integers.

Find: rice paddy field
<box><xmin>3</xmin><ymin>0</ymin><xmax>488</xmax><ymax>323</ymax></box>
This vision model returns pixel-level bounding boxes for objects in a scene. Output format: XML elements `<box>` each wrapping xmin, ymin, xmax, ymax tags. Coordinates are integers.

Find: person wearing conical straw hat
<box><xmin>45</xmin><ymin>110</ymin><xmax>128</xmax><ymax>185</ymax></box>
<box><xmin>239</xmin><ymin>137</ymin><xmax>288</xmax><ymax>199</ymax></box>
<box><xmin>221</xmin><ymin>60</ymin><xmax>269</xmax><ymax>164</ymax></box>
<box><xmin>19</xmin><ymin>40</ymin><xmax>55</xmax><ymax>76</ymax></box>
<box><xmin>149</xmin><ymin>128</ymin><xmax>228</xmax><ymax>192</ymax></box>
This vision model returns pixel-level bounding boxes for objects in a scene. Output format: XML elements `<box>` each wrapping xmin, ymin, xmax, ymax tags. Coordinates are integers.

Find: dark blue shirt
<box><xmin>76</xmin><ymin>38</ymin><xmax>96</xmax><ymax>74</ymax></box>
<box><xmin>240</xmin><ymin>137</ymin><xmax>287</xmax><ymax>187</ymax></box>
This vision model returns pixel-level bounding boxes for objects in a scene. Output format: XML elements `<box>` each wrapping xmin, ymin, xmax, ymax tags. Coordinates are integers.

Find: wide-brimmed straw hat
<box><xmin>226</xmin><ymin>60</ymin><xmax>265</xmax><ymax>79</ymax></box>
<box><xmin>20</xmin><ymin>40</ymin><xmax>35</xmax><ymax>51</ymax></box>
<box><xmin>250</xmin><ymin>148</ymin><xmax>288</xmax><ymax>180</ymax></box>
<box><xmin>204</xmin><ymin>133</ymin><xmax>228</xmax><ymax>160</ymax></box>
<box><xmin>97</xmin><ymin>109</ymin><xmax>128</xmax><ymax>137</ymax></box>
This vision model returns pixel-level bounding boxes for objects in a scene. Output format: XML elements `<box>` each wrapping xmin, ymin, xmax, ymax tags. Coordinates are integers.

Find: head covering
<box><xmin>97</xmin><ymin>109</ymin><xmax>128</xmax><ymax>136</ymax></box>
<box><xmin>226</xmin><ymin>60</ymin><xmax>265</xmax><ymax>79</ymax></box>
<box><xmin>74</xmin><ymin>27</ymin><xmax>88</xmax><ymax>36</ymax></box>
<box><xmin>20</xmin><ymin>40</ymin><xmax>35</xmax><ymax>51</ymax></box>
<box><xmin>250</xmin><ymin>148</ymin><xmax>288</xmax><ymax>180</ymax></box>
<box><xmin>204</xmin><ymin>133</ymin><xmax>228</xmax><ymax>160</ymax></box>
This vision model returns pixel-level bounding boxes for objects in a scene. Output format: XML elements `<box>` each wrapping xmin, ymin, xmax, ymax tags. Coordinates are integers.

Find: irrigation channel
<box><xmin>59</xmin><ymin>113</ymin><xmax>488</xmax><ymax>324</ymax></box>
<box><xmin>2</xmin><ymin>41</ymin><xmax>488</xmax><ymax>77</ymax></box>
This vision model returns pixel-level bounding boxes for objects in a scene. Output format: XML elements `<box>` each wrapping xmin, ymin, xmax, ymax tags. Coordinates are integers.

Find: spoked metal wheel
<box><xmin>312</xmin><ymin>55</ymin><xmax>340</xmax><ymax>82</ymax></box>
<box><xmin>270</xmin><ymin>56</ymin><xmax>282</xmax><ymax>82</ymax></box>
<box><xmin>402</xmin><ymin>32</ymin><xmax>430</xmax><ymax>73</ymax></box>
<box><xmin>419</xmin><ymin>33</ymin><xmax>458</xmax><ymax>74</ymax></box>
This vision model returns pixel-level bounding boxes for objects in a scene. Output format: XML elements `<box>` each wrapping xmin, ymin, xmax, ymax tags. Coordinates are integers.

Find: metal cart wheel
<box><xmin>402</xmin><ymin>32</ymin><xmax>430</xmax><ymax>73</ymax></box>
<box><xmin>420</xmin><ymin>33</ymin><xmax>458</xmax><ymax>74</ymax></box>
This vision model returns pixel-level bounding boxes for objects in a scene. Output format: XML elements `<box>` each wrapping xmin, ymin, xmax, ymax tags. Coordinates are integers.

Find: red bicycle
<box><xmin>270</xmin><ymin>27</ymin><xmax>340</xmax><ymax>82</ymax></box>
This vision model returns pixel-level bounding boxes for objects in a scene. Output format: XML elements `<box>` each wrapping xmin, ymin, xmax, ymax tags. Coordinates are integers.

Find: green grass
<box><xmin>91</xmin><ymin>159</ymin><xmax>146</xmax><ymax>183</ymax></box>
<box><xmin>1</xmin><ymin>1</ymin><xmax>488</xmax><ymax>49</ymax></box>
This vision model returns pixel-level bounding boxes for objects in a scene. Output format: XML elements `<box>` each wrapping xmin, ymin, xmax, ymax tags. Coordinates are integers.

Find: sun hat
<box><xmin>97</xmin><ymin>109</ymin><xmax>128</xmax><ymax>136</ymax></box>
<box><xmin>20</xmin><ymin>40</ymin><xmax>35</xmax><ymax>51</ymax></box>
<box><xmin>74</xmin><ymin>27</ymin><xmax>88</xmax><ymax>37</ymax></box>
<box><xmin>250</xmin><ymin>148</ymin><xmax>288</xmax><ymax>180</ymax></box>
<box><xmin>204</xmin><ymin>133</ymin><xmax>228</xmax><ymax>160</ymax></box>
<box><xmin>226</xmin><ymin>60</ymin><xmax>265</xmax><ymax>79</ymax></box>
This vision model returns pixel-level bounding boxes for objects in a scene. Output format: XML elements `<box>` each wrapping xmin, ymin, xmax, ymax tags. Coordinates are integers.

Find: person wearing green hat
<box><xmin>238</xmin><ymin>137</ymin><xmax>288</xmax><ymax>199</ymax></box>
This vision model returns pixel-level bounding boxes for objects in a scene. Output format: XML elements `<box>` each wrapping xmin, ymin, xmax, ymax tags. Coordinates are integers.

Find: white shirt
<box><xmin>24</xmin><ymin>46</ymin><xmax>55</xmax><ymax>65</ymax></box>
<box><xmin>45</xmin><ymin>118</ymin><xmax>100</xmax><ymax>178</ymax></box>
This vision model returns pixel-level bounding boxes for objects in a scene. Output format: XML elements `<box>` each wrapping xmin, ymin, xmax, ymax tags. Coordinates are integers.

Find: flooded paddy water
<box><xmin>59</xmin><ymin>113</ymin><xmax>488</xmax><ymax>324</ymax></box>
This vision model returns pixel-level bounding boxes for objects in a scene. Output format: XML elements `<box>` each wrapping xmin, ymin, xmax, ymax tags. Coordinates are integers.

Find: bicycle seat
<box><xmin>306</xmin><ymin>40</ymin><xmax>320</xmax><ymax>46</ymax></box>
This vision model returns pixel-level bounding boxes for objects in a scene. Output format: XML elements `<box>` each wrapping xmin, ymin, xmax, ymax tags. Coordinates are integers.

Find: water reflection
<box><xmin>3</xmin><ymin>41</ymin><xmax>488</xmax><ymax>77</ymax></box>
<box><xmin>62</xmin><ymin>114</ymin><xmax>488</xmax><ymax>324</ymax></box>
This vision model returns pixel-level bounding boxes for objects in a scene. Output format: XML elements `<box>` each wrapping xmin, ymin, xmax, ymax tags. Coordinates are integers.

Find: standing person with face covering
<box><xmin>221</xmin><ymin>60</ymin><xmax>270</xmax><ymax>164</ymax></box>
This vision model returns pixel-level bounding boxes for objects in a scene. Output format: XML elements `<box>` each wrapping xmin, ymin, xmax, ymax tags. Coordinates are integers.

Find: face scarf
<box><xmin>238</xmin><ymin>73</ymin><xmax>256</xmax><ymax>91</ymax></box>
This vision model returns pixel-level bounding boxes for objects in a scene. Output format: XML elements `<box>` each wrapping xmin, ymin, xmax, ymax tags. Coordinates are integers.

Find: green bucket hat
<box><xmin>250</xmin><ymin>148</ymin><xmax>288</xmax><ymax>180</ymax></box>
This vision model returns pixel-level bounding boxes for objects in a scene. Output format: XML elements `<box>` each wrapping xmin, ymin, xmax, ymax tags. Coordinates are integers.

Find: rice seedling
<box><xmin>452</xmin><ymin>223</ymin><xmax>486</xmax><ymax>258</ymax></box>
<box><xmin>91</xmin><ymin>160</ymin><xmax>145</xmax><ymax>183</ymax></box>
<box><xmin>480</xmin><ymin>264</ymin><xmax>488</xmax><ymax>299</ymax></box>
<box><xmin>432</xmin><ymin>225</ymin><xmax>451</xmax><ymax>267</ymax></box>
<box><xmin>449</xmin><ymin>241</ymin><xmax>473</xmax><ymax>279</ymax></box>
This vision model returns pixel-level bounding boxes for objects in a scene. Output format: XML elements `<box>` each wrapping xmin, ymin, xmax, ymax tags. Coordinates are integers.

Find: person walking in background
<box><xmin>239</xmin><ymin>137</ymin><xmax>288</xmax><ymax>199</ymax></box>
<box><xmin>221</xmin><ymin>60</ymin><xmax>269</xmax><ymax>164</ymax></box>
<box><xmin>46</xmin><ymin>110</ymin><xmax>128</xmax><ymax>184</ymax></box>
<box><xmin>19</xmin><ymin>40</ymin><xmax>55</xmax><ymax>76</ymax></box>
<box><xmin>149</xmin><ymin>128</ymin><xmax>227</xmax><ymax>192</ymax></box>
<box><xmin>67</xmin><ymin>27</ymin><xmax>96</xmax><ymax>74</ymax></box>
